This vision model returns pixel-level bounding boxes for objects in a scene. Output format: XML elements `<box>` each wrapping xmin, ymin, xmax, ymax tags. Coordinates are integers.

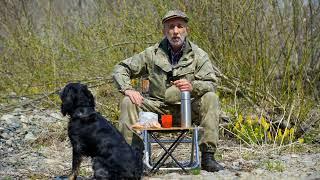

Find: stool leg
<box><xmin>195</xmin><ymin>127</ymin><xmax>200</xmax><ymax>168</ymax></box>
<box><xmin>189</xmin><ymin>128</ymin><xmax>195</xmax><ymax>166</ymax></box>
<box><xmin>143</xmin><ymin>130</ymin><xmax>152</xmax><ymax>169</ymax></box>
<box><xmin>147</xmin><ymin>133</ymin><xmax>152</xmax><ymax>165</ymax></box>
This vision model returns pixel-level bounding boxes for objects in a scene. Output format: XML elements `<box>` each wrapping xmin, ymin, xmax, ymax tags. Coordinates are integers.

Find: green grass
<box><xmin>79</xmin><ymin>166</ymin><xmax>93</xmax><ymax>177</ymax></box>
<box><xmin>190</xmin><ymin>167</ymin><xmax>201</xmax><ymax>175</ymax></box>
<box><xmin>214</xmin><ymin>151</ymin><xmax>224</xmax><ymax>161</ymax></box>
<box><xmin>261</xmin><ymin>160</ymin><xmax>285</xmax><ymax>172</ymax></box>
<box><xmin>2</xmin><ymin>176</ymin><xmax>13</xmax><ymax>180</ymax></box>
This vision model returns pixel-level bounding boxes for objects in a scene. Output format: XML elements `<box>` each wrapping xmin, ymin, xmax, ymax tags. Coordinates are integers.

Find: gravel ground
<box><xmin>0</xmin><ymin>107</ymin><xmax>320</xmax><ymax>179</ymax></box>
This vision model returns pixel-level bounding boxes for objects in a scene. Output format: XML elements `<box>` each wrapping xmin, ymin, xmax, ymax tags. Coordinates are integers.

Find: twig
<box><xmin>219</xmin><ymin>73</ymin><xmax>282</xmax><ymax>107</ymax></box>
<box><xmin>96</xmin><ymin>41</ymin><xmax>155</xmax><ymax>52</ymax></box>
<box><xmin>272</xmin><ymin>108</ymin><xmax>287</xmax><ymax>147</ymax></box>
<box><xmin>279</xmin><ymin>100</ymin><xmax>295</xmax><ymax>149</ymax></box>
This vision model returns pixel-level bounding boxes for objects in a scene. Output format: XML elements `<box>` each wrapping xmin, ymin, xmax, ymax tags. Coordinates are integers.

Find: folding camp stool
<box><xmin>140</xmin><ymin>126</ymin><xmax>202</xmax><ymax>173</ymax></box>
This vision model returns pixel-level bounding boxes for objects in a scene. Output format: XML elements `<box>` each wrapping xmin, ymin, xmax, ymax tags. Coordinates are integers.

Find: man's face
<box><xmin>163</xmin><ymin>18</ymin><xmax>188</xmax><ymax>50</ymax></box>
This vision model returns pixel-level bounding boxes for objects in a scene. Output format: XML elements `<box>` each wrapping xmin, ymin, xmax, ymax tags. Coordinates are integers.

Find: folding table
<box><xmin>133</xmin><ymin>126</ymin><xmax>202</xmax><ymax>173</ymax></box>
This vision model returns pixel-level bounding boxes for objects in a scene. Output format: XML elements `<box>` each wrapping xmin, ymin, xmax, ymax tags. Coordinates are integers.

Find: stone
<box><xmin>9</xmin><ymin>92</ymin><xmax>17</xmax><ymax>97</ymax></box>
<box><xmin>20</xmin><ymin>115</ymin><xmax>29</xmax><ymax>123</ymax></box>
<box><xmin>253</xmin><ymin>168</ymin><xmax>265</xmax><ymax>174</ymax></box>
<box><xmin>24</xmin><ymin>132</ymin><xmax>36</xmax><ymax>141</ymax></box>
<box><xmin>6</xmin><ymin>139</ymin><xmax>13</xmax><ymax>146</ymax></box>
<box><xmin>291</xmin><ymin>154</ymin><xmax>299</xmax><ymax>158</ymax></box>
<box><xmin>1</xmin><ymin>114</ymin><xmax>15</xmax><ymax>122</ymax></box>
<box><xmin>1</xmin><ymin>132</ymin><xmax>9</xmax><ymax>139</ymax></box>
<box><xmin>49</xmin><ymin>112</ymin><xmax>63</xmax><ymax>120</ymax></box>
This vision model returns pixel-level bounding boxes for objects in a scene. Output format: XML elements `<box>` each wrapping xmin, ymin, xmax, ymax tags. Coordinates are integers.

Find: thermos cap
<box><xmin>181</xmin><ymin>91</ymin><xmax>190</xmax><ymax>99</ymax></box>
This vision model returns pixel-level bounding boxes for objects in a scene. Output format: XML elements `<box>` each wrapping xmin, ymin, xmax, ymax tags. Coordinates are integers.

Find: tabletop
<box><xmin>132</xmin><ymin>126</ymin><xmax>202</xmax><ymax>131</ymax></box>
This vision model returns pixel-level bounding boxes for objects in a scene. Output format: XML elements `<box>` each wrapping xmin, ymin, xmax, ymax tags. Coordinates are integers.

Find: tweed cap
<box><xmin>162</xmin><ymin>10</ymin><xmax>189</xmax><ymax>24</ymax></box>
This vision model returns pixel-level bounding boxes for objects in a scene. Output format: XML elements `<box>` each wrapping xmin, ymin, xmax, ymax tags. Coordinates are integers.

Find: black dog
<box><xmin>60</xmin><ymin>83</ymin><xmax>143</xmax><ymax>180</ymax></box>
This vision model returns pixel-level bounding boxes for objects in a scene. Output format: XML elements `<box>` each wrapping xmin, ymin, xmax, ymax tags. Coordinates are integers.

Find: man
<box><xmin>112</xmin><ymin>10</ymin><xmax>224</xmax><ymax>172</ymax></box>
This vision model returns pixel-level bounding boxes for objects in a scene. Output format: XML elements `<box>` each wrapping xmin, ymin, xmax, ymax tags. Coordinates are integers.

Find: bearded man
<box><xmin>112</xmin><ymin>10</ymin><xmax>224</xmax><ymax>172</ymax></box>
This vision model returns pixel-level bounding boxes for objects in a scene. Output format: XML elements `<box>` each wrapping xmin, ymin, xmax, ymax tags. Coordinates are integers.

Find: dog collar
<box><xmin>71</xmin><ymin>107</ymin><xmax>96</xmax><ymax>119</ymax></box>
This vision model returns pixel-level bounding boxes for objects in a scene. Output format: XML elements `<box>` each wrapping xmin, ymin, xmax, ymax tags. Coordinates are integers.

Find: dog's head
<box><xmin>59</xmin><ymin>83</ymin><xmax>95</xmax><ymax>116</ymax></box>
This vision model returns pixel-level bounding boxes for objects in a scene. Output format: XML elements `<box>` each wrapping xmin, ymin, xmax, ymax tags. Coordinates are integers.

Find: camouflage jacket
<box><xmin>112</xmin><ymin>38</ymin><xmax>219</xmax><ymax>102</ymax></box>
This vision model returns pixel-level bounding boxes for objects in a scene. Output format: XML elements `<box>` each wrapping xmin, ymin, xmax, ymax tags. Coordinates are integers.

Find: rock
<box><xmin>6</xmin><ymin>139</ymin><xmax>13</xmax><ymax>146</ymax></box>
<box><xmin>219</xmin><ymin>162</ymin><xmax>226</xmax><ymax>167</ymax></box>
<box><xmin>231</xmin><ymin>161</ymin><xmax>241</xmax><ymax>170</ymax></box>
<box><xmin>20</xmin><ymin>115</ymin><xmax>29</xmax><ymax>123</ymax></box>
<box><xmin>12</xmin><ymin>108</ymin><xmax>24</xmax><ymax>115</ymax></box>
<box><xmin>291</xmin><ymin>154</ymin><xmax>299</xmax><ymax>158</ymax></box>
<box><xmin>9</xmin><ymin>92</ymin><xmax>17</xmax><ymax>97</ymax></box>
<box><xmin>0</xmin><ymin>127</ymin><xmax>5</xmax><ymax>133</ymax></box>
<box><xmin>10</xmin><ymin>121</ymin><xmax>21</xmax><ymax>129</ymax></box>
<box><xmin>7</xmin><ymin>147</ymin><xmax>13</xmax><ymax>152</ymax></box>
<box><xmin>1</xmin><ymin>132</ymin><xmax>9</xmax><ymax>139</ymax></box>
<box><xmin>50</xmin><ymin>112</ymin><xmax>63</xmax><ymax>119</ymax></box>
<box><xmin>31</xmin><ymin>114</ymin><xmax>43</xmax><ymax>121</ymax></box>
<box><xmin>253</xmin><ymin>168</ymin><xmax>265</xmax><ymax>174</ymax></box>
<box><xmin>24</xmin><ymin>132</ymin><xmax>36</xmax><ymax>141</ymax></box>
<box><xmin>1</xmin><ymin>114</ymin><xmax>15</xmax><ymax>122</ymax></box>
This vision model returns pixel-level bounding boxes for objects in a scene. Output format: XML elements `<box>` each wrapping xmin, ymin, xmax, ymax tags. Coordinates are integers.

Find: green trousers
<box><xmin>118</xmin><ymin>92</ymin><xmax>220</xmax><ymax>153</ymax></box>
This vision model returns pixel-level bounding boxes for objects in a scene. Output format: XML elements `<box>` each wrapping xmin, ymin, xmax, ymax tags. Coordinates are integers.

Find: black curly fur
<box><xmin>60</xmin><ymin>83</ymin><xmax>143</xmax><ymax>180</ymax></box>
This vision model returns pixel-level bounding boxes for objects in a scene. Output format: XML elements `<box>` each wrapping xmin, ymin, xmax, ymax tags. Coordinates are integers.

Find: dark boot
<box><xmin>201</xmin><ymin>152</ymin><xmax>224</xmax><ymax>172</ymax></box>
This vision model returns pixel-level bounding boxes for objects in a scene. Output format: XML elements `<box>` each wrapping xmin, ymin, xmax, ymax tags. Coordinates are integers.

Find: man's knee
<box><xmin>120</xmin><ymin>96</ymin><xmax>138</xmax><ymax>113</ymax></box>
<box><xmin>201</xmin><ymin>92</ymin><xmax>219</xmax><ymax>107</ymax></box>
<box><xmin>121</xmin><ymin>96</ymin><xmax>134</xmax><ymax>106</ymax></box>
<box><xmin>119</xmin><ymin>96</ymin><xmax>137</xmax><ymax>126</ymax></box>
<box><xmin>202</xmin><ymin>91</ymin><xmax>219</xmax><ymax>101</ymax></box>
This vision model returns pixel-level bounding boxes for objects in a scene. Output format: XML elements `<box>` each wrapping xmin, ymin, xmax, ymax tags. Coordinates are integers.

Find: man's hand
<box><xmin>172</xmin><ymin>79</ymin><xmax>193</xmax><ymax>92</ymax></box>
<box><xmin>124</xmin><ymin>89</ymin><xmax>144</xmax><ymax>106</ymax></box>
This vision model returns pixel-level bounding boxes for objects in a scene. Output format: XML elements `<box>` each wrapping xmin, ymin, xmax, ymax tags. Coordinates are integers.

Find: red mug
<box><xmin>161</xmin><ymin>114</ymin><xmax>173</xmax><ymax>128</ymax></box>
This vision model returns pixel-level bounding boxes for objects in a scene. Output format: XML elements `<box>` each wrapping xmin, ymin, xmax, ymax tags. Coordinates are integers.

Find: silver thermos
<box><xmin>181</xmin><ymin>91</ymin><xmax>191</xmax><ymax>128</ymax></box>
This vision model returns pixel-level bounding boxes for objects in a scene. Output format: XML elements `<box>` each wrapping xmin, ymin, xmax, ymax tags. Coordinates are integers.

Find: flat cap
<box><xmin>162</xmin><ymin>10</ymin><xmax>189</xmax><ymax>24</ymax></box>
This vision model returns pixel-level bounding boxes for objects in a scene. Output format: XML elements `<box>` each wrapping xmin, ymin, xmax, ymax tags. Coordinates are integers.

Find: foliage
<box><xmin>0</xmin><ymin>0</ymin><xmax>319</xmax><ymax>142</ymax></box>
<box><xmin>229</xmin><ymin>114</ymin><xmax>303</xmax><ymax>145</ymax></box>
<box><xmin>303</xmin><ymin>123</ymin><xmax>320</xmax><ymax>144</ymax></box>
<box><xmin>190</xmin><ymin>167</ymin><xmax>201</xmax><ymax>175</ymax></box>
<box><xmin>261</xmin><ymin>159</ymin><xmax>285</xmax><ymax>172</ymax></box>
<box><xmin>2</xmin><ymin>176</ymin><xmax>13</xmax><ymax>180</ymax></box>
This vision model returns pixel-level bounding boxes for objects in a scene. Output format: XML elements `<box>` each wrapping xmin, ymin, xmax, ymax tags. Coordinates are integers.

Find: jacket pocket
<box><xmin>175</xmin><ymin>65</ymin><xmax>195</xmax><ymax>81</ymax></box>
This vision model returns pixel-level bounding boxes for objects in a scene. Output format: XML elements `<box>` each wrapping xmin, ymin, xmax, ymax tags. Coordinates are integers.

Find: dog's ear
<box><xmin>60</xmin><ymin>84</ymin><xmax>75</xmax><ymax>116</ymax></box>
<box><xmin>82</xmin><ymin>84</ymin><xmax>95</xmax><ymax>108</ymax></box>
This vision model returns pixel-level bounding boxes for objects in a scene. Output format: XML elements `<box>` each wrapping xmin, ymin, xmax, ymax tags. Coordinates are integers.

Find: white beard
<box><xmin>166</xmin><ymin>33</ymin><xmax>187</xmax><ymax>48</ymax></box>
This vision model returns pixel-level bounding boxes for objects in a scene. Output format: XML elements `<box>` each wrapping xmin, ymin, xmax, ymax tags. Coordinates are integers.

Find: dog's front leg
<box><xmin>69</xmin><ymin>149</ymin><xmax>82</xmax><ymax>180</ymax></box>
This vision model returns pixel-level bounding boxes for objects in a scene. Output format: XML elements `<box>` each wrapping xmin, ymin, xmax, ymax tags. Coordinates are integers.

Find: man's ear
<box><xmin>186</xmin><ymin>26</ymin><xmax>190</xmax><ymax>34</ymax></box>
